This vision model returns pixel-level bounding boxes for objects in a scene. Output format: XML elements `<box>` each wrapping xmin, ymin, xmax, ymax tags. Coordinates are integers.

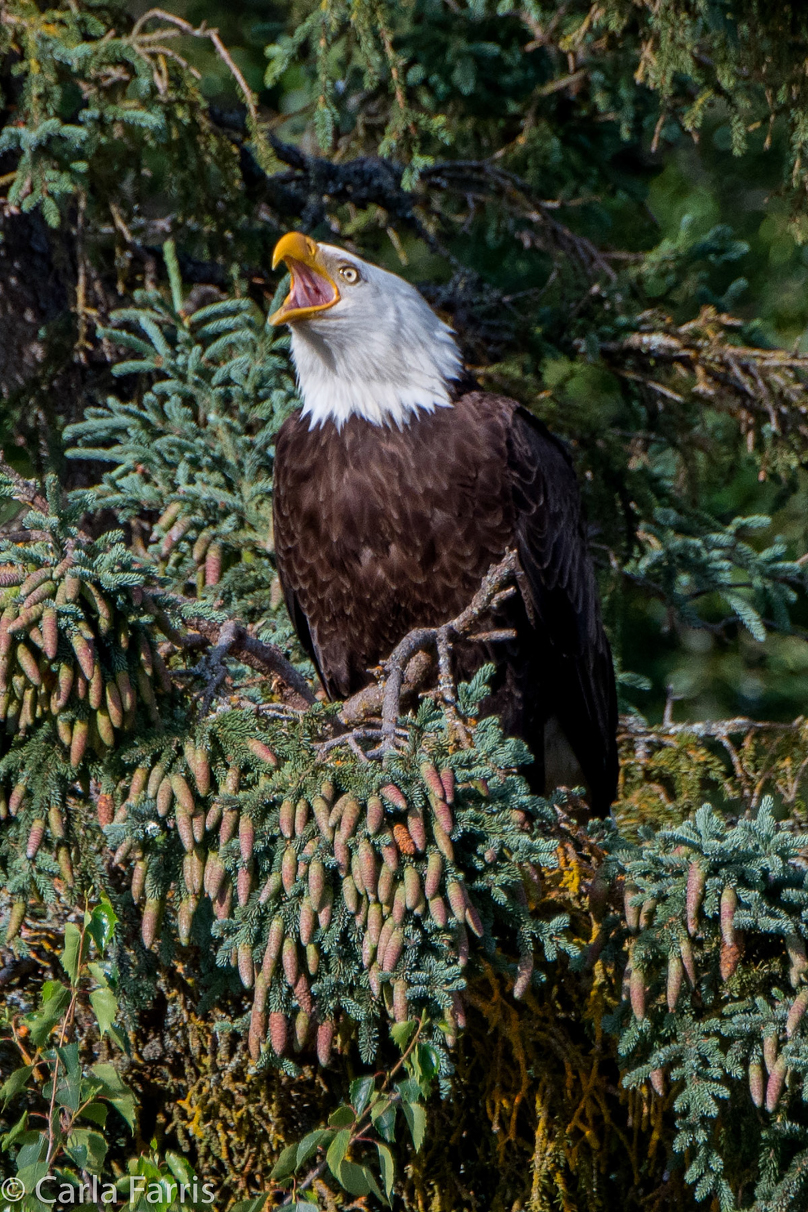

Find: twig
<box><xmin>130</xmin><ymin>10</ymin><xmax>269</xmax><ymax>154</ymax></box>
<box><xmin>181</xmin><ymin>615</ymin><xmax>316</xmax><ymax>711</ymax></box>
<box><xmin>0</xmin><ymin>452</ymin><xmax>49</xmax><ymax>515</ymax></box>
<box><xmin>379</xmin><ymin>551</ymin><xmax>520</xmax><ymax>751</ymax></box>
<box><xmin>620</xmin><ymin>714</ymin><xmax>804</xmax><ymax>741</ymax></box>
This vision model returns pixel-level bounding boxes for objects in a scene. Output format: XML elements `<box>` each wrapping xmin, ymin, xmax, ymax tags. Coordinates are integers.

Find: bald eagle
<box><xmin>270</xmin><ymin>232</ymin><xmax>618</xmax><ymax>814</ymax></box>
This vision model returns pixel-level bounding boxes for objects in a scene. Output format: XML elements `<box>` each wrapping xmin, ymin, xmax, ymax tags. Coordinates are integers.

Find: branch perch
<box><xmin>378</xmin><ymin>550</ymin><xmax>520</xmax><ymax>751</ymax></box>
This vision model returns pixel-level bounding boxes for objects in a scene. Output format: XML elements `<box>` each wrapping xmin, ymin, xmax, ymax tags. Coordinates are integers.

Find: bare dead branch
<box><xmin>129</xmin><ymin>9</ymin><xmax>279</xmax><ymax>171</ymax></box>
<box><xmin>181</xmin><ymin>614</ymin><xmax>316</xmax><ymax>710</ymax></box>
<box><xmin>620</xmin><ymin>713</ymin><xmax>804</xmax><ymax>742</ymax></box>
<box><xmin>379</xmin><ymin>550</ymin><xmax>521</xmax><ymax>751</ymax></box>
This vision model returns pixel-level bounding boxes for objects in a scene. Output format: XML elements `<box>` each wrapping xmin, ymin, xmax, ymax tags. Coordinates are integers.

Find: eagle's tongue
<box><xmin>288</xmin><ymin>261</ymin><xmax>335</xmax><ymax>309</ymax></box>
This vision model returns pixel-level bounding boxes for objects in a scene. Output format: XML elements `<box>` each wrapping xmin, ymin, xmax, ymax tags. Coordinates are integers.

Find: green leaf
<box><xmin>288</xmin><ymin>1204</ymin><xmax>319</xmax><ymax>1212</ymax></box>
<box><xmin>401</xmin><ymin>1100</ymin><xmax>427</xmax><ymax>1151</ymax></box>
<box><xmin>363</xmin><ymin>1164</ymin><xmax>385</xmax><ymax>1203</ymax></box>
<box><xmin>326</xmin><ymin>1127</ymin><xmax>351</xmax><ymax>1177</ymax></box>
<box><xmin>61</xmin><ymin>922</ymin><xmax>83</xmax><ymax>983</ymax></box>
<box><xmin>411</xmin><ymin>1043</ymin><xmax>440</xmax><ymax>1089</ymax></box>
<box><xmin>328</xmin><ymin>1103</ymin><xmax>355</xmax><ymax>1127</ymax></box>
<box><xmin>377</xmin><ymin>1142</ymin><xmax>395</xmax><ymax>1201</ymax></box>
<box><xmin>1</xmin><ymin>1109</ymin><xmax>28</xmax><ymax>1150</ymax></box>
<box><xmin>0</xmin><ymin>1064</ymin><xmax>34</xmax><ymax>1106</ymax></box>
<box><xmin>335</xmin><ymin>1160</ymin><xmax>371</xmax><ymax>1196</ymax></box>
<box><xmin>165</xmin><ymin>1150</ymin><xmax>196</xmax><ymax>1183</ymax></box>
<box><xmin>335</xmin><ymin>1160</ymin><xmax>383</xmax><ymax>1200</ymax></box>
<box><xmin>17</xmin><ymin>1158</ymin><xmax>51</xmax><ymax>1197</ymax></box>
<box><xmin>89</xmin><ymin>987</ymin><xmax>118</xmax><ymax>1037</ymax></box>
<box><xmin>270</xmin><ymin>1143</ymin><xmax>299</xmax><ymax>1181</ymax></box>
<box><xmin>55</xmin><ymin>1042</ymin><xmax>82</xmax><ymax>1111</ymax></box>
<box><xmin>296</xmin><ymin>1128</ymin><xmax>331</xmax><ymax>1169</ymax></box>
<box><xmin>86</xmin><ymin>899</ymin><xmax>117</xmax><ymax>953</ymax></box>
<box><xmin>65</xmin><ymin>1127</ymin><xmax>107</xmax><ymax>1173</ymax></box>
<box><xmin>396</xmin><ymin>1076</ymin><xmax>422</xmax><ymax>1103</ymax></box>
<box><xmin>26</xmin><ymin>983</ymin><xmax>70</xmax><ymax>1046</ymax></box>
<box><xmin>40</xmin><ymin>979</ymin><xmax>67</xmax><ymax>1004</ymax></box>
<box><xmin>230</xmin><ymin>1198</ymin><xmax>271</xmax><ymax>1212</ymax></box>
<box><xmin>87</xmin><ymin>961</ymin><xmax>110</xmax><ymax>988</ymax></box>
<box><xmin>391</xmin><ymin>1020</ymin><xmax>417</xmax><ymax>1051</ymax></box>
<box><xmin>89</xmin><ymin>1062</ymin><xmax>136</xmax><ymax>1130</ymax></box>
<box><xmin>79</xmin><ymin>1101</ymin><xmax>108</xmax><ymax>1127</ymax></box>
<box><xmin>350</xmin><ymin>1075</ymin><xmax>376</xmax><ymax>1117</ymax></box>
<box><xmin>106</xmin><ymin>1023</ymin><xmax>129</xmax><ymax>1054</ymax></box>
<box><xmin>15</xmin><ymin>1129</ymin><xmax>49</xmax><ymax>1170</ymax></box>
<box><xmin>370</xmin><ymin>1099</ymin><xmax>397</xmax><ymax>1143</ymax></box>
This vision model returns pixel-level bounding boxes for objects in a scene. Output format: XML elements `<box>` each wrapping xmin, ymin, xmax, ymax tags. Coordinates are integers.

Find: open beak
<box><xmin>269</xmin><ymin>232</ymin><xmax>340</xmax><ymax>325</ymax></box>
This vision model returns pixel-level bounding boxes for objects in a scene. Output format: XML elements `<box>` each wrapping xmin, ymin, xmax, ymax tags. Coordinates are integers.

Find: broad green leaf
<box><xmin>26</xmin><ymin>984</ymin><xmax>70</xmax><ymax>1046</ymax></box>
<box><xmin>90</xmin><ymin>987</ymin><xmax>118</xmax><ymax>1037</ymax></box>
<box><xmin>106</xmin><ymin>1022</ymin><xmax>129</xmax><ymax>1054</ymax></box>
<box><xmin>370</xmin><ymin>1099</ymin><xmax>397</xmax><ymax>1143</ymax></box>
<box><xmin>390</xmin><ymin>1020</ymin><xmax>417</xmax><ymax>1050</ymax></box>
<box><xmin>377</xmin><ymin>1142</ymin><xmax>395</xmax><ymax>1201</ymax></box>
<box><xmin>411</xmin><ymin>1042</ymin><xmax>440</xmax><ymax>1089</ymax></box>
<box><xmin>401</xmin><ymin>1100</ymin><xmax>427</xmax><ymax>1151</ymax></box>
<box><xmin>65</xmin><ymin>1126</ymin><xmax>107</xmax><ymax>1173</ymax></box>
<box><xmin>80</xmin><ymin>1101</ymin><xmax>108</xmax><ymax>1127</ymax></box>
<box><xmin>40</xmin><ymin>979</ymin><xmax>67</xmax><ymax>1004</ymax></box>
<box><xmin>328</xmin><ymin>1103</ymin><xmax>355</xmax><ymax>1127</ymax></box>
<box><xmin>61</xmin><ymin>922</ymin><xmax>83</xmax><ymax>983</ymax></box>
<box><xmin>0</xmin><ymin>1063</ymin><xmax>34</xmax><ymax>1105</ymax></box>
<box><xmin>296</xmin><ymin>1128</ymin><xmax>331</xmax><ymax>1169</ymax></box>
<box><xmin>165</xmin><ymin>1150</ymin><xmax>195</xmax><ymax>1183</ymax></box>
<box><xmin>90</xmin><ymin>1062</ymin><xmax>136</xmax><ymax>1130</ymax></box>
<box><xmin>17</xmin><ymin>1131</ymin><xmax>50</xmax><ymax>1192</ymax></box>
<box><xmin>334</xmin><ymin>1158</ymin><xmax>370</xmax><ymax>1197</ymax></box>
<box><xmin>350</xmin><ymin>1075</ymin><xmax>376</xmax><ymax>1117</ymax></box>
<box><xmin>87</xmin><ymin>961</ymin><xmax>110</xmax><ymax>988</ymax></box>
<box><xmin>396</xmin><ymin>1077</ymin><xmax>421</xmax><ymax>1104</ymax></box>
<box><xmin>230</xmin><ymin>1198</ymin><xmax>271</xmax><ymax>1212</ymax></box>
<box><xmin>362</xmin><ymin>1164</ymin><xmax>385</xmax><ymax>1202</ymax></box>
<box><xmin>325</xmin><ymin>1127</ymin><xmax>351</xmax><ymax>1176</ymax></box>
<box><xmin>1</xmin><ymin>1108</ymin><xmax>28</xmax><ymax>1150</ymax></box>
<box><xmin>288</xmin><ymin>1204</ymin><xmax>318</xmax><ymax>1212</ymax></box>
<box><xmin>270</xmin><ymin>1143</ymin><xmax>298</xmax><ymax>1180</ymax></box>
<box><xmin>55</xmin><ymin>1042</ymin><xmax>82</xmax><ymax>1111</ymax></box>
<box><xmin>17</xmin><ymin>1158</ymin><xmax>51</xmax><ymax>1196</ymax></box>
<box><xmin>86</xmin><ymin>899</ymin><xmax>118</xmax><ymax>953</ymax></box>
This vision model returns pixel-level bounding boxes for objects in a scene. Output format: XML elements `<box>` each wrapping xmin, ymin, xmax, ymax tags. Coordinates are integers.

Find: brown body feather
<box><xmin>273</xmin><ymin>391</ymin><xmax>618</xmax><ymax>813</ymax></box>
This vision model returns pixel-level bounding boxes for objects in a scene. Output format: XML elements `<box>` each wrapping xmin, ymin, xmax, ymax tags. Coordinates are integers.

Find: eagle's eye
<box><xmin>339</xmin><ymin>265</ymin><xmax>360</xmax><ymax>284</ymax></box>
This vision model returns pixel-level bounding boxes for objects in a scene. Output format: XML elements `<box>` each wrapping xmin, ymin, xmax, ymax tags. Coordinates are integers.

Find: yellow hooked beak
<box><xmin>269</xmin><ymin>231</ymin><xmax>340</xmax><ymax>325</ymax></box>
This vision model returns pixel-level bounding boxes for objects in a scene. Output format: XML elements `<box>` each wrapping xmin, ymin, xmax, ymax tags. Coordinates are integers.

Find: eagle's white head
<box><xmin>269</xmin><ymin>232</ymin><xmax>463</xmax><ymax>429</ymax></box>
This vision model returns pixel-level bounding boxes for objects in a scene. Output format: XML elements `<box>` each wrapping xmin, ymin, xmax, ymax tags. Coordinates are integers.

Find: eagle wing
<box><xmin>506</xmin><ymin>403</ymin><xmax>618</xmax><ymax>812</ymax></box>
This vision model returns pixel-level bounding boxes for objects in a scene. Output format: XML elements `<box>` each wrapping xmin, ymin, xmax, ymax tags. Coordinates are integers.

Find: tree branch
<box><xmin>378</xmin><ymin>550</ymin><xmax>520</xmax><ymax>751</ymax></box>
<box><xmin>0</xmin><ymin>452</ymin><xmax>49</xmax><ymax>515</ymax></box>
<box><xmin>181</xmin><ymin>615</ymin><xmax>316</xmax><ymax>710</ymax></box>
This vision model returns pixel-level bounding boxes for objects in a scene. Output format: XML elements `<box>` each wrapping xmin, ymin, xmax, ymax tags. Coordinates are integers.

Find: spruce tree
<box><xmin>4</xmin><ymin>3</ymin><xmax>808</xmax><ymax>1209</ymax></box>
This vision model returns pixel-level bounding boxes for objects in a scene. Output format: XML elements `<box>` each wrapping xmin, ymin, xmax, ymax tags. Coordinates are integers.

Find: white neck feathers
<box><xmin>286</xmin><ymin>258</ymin><xmax>463</xmax><ymax>429</ymax></box>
